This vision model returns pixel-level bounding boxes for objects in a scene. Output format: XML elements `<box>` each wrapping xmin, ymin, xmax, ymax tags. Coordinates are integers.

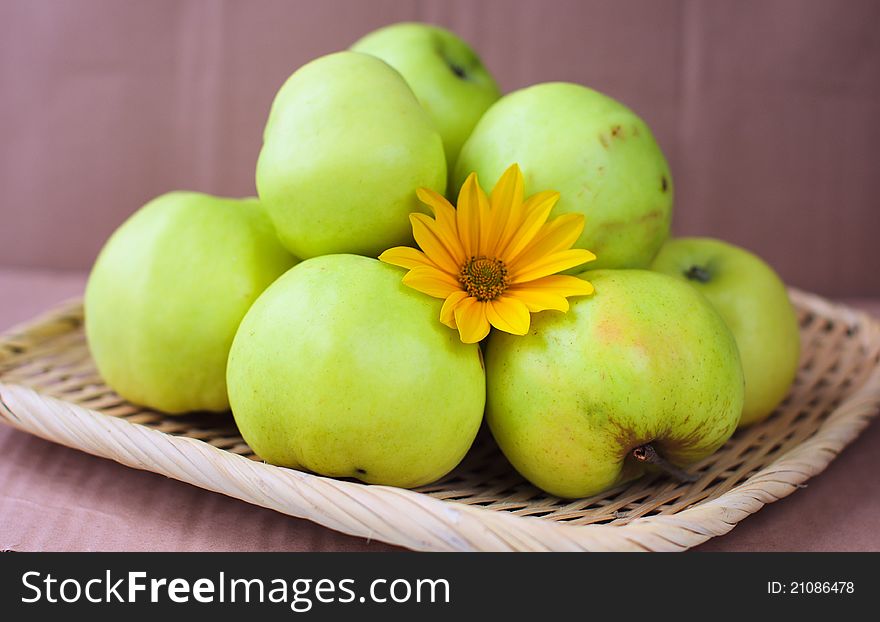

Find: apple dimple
<box><xmin>447</xmin><ymin>60</ymin><xmax>467</xmax><ymax>79</ymax></box>
<box><xmin>684</xmin><ymin>265</ymin><xmax>712</xmax><ymax>283</ymax></box>
<box><xmin>432</xmin><ymin>38</ymin><xmax>469</xmax><ymax>80</ymax></box>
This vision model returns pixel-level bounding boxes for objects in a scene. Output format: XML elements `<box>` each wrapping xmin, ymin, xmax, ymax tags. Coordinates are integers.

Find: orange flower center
<box><xmin>459</xmin><ymin>256</ymin><xmax>509</xmax><ymax>301</ymax></box>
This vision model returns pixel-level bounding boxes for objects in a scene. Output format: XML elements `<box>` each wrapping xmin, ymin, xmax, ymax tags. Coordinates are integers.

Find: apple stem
<box><xmin>631</xmin><ymin>444</ymin><xmax>698</xmax><ymax>483</ymax></box>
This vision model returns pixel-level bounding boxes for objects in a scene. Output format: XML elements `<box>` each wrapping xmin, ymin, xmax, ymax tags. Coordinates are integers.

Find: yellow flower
<box><xmin>379</xmin><ymin>164</ymin><xmax>596</xmax><ymax>343</ymax></box>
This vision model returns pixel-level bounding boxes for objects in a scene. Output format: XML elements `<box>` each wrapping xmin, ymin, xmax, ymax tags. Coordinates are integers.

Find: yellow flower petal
<box><xmin>410</xmin><ymin>213</ymin><xmax>463</xmax><ymax>275</ymax></box>
<box><xmin>487</xmin><ymin>164</ymin><xmax>524</xmax><ymax>253</ymax></box>
<box><xmin>456</xmin><ymin>173</ymin><xmax>489</xmax><ymax>258</ymax></box>
<box><xmin>416</xmin><ymin>188</ymin><xmax>466</xmax><ymax>263</ymax></box>
<box><xmin>507</xmin><ymin>289</ymin><xmax>570</xmax><ymax>313</ymax></box>
<box><xmin>402</xmin><ymin>266</ymin><xmax>462</xmax><ymax>299</ymax></box>
<box><xmin>508</xmin><ymin>213</ymin><xmax>585</xmax><ymax>274</ymax></box>
<box><xmin>378</xmin><ymin>246</ymin><xmax>436</xmax><ymax>270</ymax></box>
<box><xmin>510</xmin><ymin>249</ymin><xmax>597</xmax><ymax>284</ymax></box>
<box><xmin>454</xmin><ymin>297</ymin><xmax>491</xmax><ymax>344</ymax></box>
<box><xmin>490</xmin><ymin>164</ymin><xmax>524</xmax><ymax>212</ymax></box>
<box><xmin>507</xmin><ymin>274</ymin><xmax>595</xmax><ymax>311</ymax></box>
<box><xmin>486</xmin><ymin>296</ymin><xmax>531</xmax><ymax>335</ymax></box>
<box><xmin>439</xmin><ymin>290</ymin><xmax>469</xmax><ymax>329</ymax></box>
<box><xmin>416</xmin><ymin>187</ymin><xmax>456</xmax><ymax>220</ymax></box>
<box><xmin>523</xmin><ymin>274</ymin><xmax>595</xmax><ymax>296</ymax></box>
<box><xmin>499</xmin><ymin>191</ymin><xmax>560</xmax><ymax>262</ymax></box>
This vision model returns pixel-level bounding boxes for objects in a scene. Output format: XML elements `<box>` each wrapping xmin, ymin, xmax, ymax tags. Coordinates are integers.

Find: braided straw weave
<box><xmin>1</xmin><ymin>289</ymin><xmax>879</xmax><ymax>551</ymax></box>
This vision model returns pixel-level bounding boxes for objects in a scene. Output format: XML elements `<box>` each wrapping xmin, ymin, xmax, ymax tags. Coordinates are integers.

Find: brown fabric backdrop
<box><xmin>1</xmin><ymin>0</ymin><xmax>878</xmax><ymax>296</ymax></box>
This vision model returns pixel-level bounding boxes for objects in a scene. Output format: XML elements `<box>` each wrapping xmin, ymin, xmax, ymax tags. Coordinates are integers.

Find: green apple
<box><xmin>85</xmin><ymin>192</ymin><xmax>297</xmax><ymax>413</ymax></box>
<box><xmin>455</xmin><ymin>82</ymin><xmax>673</xmax><ymax>270</ymax></box>
<box><xmin>226</xmin><ymin>255</ymin><xmax>485</xmax><ymax>488</ymax></box>
<box><xmin>651</xmin><ymin>237</ymin><xmax>801</xmax><ymax>427</ymax></box>
<box><xmin>351</xmin><ymin>22</ymin><xmax>501</xmax><ymax>176</ymax></box>
<box><xmin>485</xmin><ymin>269</ymin><xmax>743</xmax><ymax>498</ymax></box>
<box><xmin>256</xmin><ymin>51</ymin><xmax>446</xmax><ymax>259</ymax></box>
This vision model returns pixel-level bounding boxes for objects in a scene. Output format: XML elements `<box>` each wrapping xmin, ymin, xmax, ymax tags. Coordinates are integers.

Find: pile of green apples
<box><xmin>85</xmin><ymin>23</ymin><xmax>800</xmax><ymax>499</ymax></box>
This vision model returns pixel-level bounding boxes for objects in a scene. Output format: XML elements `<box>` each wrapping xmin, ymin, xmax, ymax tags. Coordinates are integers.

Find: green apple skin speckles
<box><xmin>485</xmin><ymin>270</ymin><xmax>743</xmax><ymax>499</ymax></box>
<box><xmin>455</xmin><ymin>82</ymin><xmax>673</xmax><ymax>270</ymax></box>
<box><xmin>652</xmin><ymin>237</ymin><xmax>801</xmax><ymax>427</ymax></box>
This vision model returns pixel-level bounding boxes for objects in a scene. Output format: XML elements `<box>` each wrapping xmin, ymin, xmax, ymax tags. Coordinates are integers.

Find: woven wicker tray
<box><xmin>1</xmin><ymin>289</ymin><xmax>879</xmax><ymax>551</ymax></box>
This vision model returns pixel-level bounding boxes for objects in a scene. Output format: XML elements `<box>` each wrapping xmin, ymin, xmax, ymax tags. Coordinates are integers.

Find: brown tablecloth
<box><xmin>1</xmin><ymin>267</ymin><xmax>878</xmax><ymax>551</ymax></box>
